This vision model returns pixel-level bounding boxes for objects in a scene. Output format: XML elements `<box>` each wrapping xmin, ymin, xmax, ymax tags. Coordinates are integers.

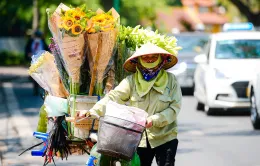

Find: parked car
<box><xmin>167</xmin><ymin>32</ymin><xmax>209</xmax><ymax>90</ymax></box>
<box><xmin>193</xmin><ymin>28</ymin><xmax>260</xmax><ymax>115</ymax></box>
<box><xmin>247</xmin><ymin>73</ymin><xmax>260</xmax><ymax>129</ymax></box>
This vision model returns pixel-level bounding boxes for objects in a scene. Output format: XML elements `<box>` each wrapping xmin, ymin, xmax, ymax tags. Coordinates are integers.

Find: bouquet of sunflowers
<box><xmin>47</xmin><ymin>3</ymin><xmax>119</xmax><ymax>96</ymax></box>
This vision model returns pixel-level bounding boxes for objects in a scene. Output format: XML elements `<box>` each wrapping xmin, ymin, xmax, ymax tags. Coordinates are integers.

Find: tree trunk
<box><xmin>32</xmin><ymin>0</ymin><xmax>39</xmax><ymax>31</ymax></box>
<box><xmin>229</xmin><ymin>0</ymin><xmax>260</xmax><ymax>26</ymax></box>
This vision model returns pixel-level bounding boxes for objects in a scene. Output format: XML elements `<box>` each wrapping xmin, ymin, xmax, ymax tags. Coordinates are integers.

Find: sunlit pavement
<box><xmin>1</xmin><ymin>69</ymin><xmax>260</xmax><ymax>166</ymax></box>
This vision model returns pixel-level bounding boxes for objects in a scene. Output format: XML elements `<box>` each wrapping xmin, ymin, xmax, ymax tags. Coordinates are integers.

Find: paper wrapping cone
<box><xmin>84</xmin><ymin>29</ymin><xmax>118</xmax><ymax>83</ymax></box>
<box><xmin>30</xmin><ymin>52</ymin><xmax>69</xmax><ymax>98</ymax></box>
<box><xmin>56</xmin><ymin>33</ymin><xmax>85</xmax><ymax>83</ymax></box>
<box><xmin>48</xmin><ymin>3</ymin><xmax>70</xmax><ymax>41</ymax></box>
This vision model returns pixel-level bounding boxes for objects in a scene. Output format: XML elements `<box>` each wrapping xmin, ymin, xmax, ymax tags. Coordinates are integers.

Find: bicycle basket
<box><xmin>96</xmin><ymin>116</ymin><xmax>145</xmax><ymax>161</ymax></box>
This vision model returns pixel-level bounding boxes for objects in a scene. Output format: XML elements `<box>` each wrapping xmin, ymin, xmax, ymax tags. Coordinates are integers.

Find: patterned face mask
<box><xmin>137</xmin><ymin>58</ymin><xmax>167</xmax><ymax>81</ymax></box>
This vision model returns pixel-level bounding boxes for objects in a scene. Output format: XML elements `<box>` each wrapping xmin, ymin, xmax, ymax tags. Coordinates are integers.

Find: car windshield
<box><xmin>176</xmin><ymin>34</ymin><xmax>209</xmax><ymax>53</ymax></box>
<box><xmin>215</xmin><ymin>39</ymin><xmax>260</xmax><ymax>59</ymax></box>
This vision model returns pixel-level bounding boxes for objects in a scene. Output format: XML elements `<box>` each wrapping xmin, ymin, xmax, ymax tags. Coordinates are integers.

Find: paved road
<box><xmin>1</xmin><ymin>77</ymin><xmax>260</xmax><ymax>166</ymax></box>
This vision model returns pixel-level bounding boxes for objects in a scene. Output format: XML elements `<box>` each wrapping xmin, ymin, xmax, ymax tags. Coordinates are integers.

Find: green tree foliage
<box><xmin>218</xmin><ymin>0</ymin><xmax>260</xmax><ymax>26</ymax></box>
<box><xmin>165</xmin><ymin>0</ymin><xmax>182</xmax><ymax>6</ymax></box>
<box><xmin>0</xmin><ymin>0</ymin><xmax>101</xmax><ymax>37</ymax></box>
<box><xmin>119</xmin><ymin>0</ymin><xmax>164</xmax><ymax>27</ymax></box>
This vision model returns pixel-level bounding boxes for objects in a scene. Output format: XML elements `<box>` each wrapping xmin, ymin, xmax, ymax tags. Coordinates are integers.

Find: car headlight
<box><xmin>214</xmin><ymin>68</ymin><xmax>229</xmax><ymax>79</ymax></box>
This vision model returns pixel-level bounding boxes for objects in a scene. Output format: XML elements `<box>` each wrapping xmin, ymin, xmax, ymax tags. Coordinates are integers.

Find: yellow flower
<box><xmin>65</xmin><ymin>9</ymin><xmax>74</xmax><ymax>17</ymax></box>
<box><xmin>103</xmin><ymin>14</ymin><xmax>114</xmax><ymax>22</ymax></box>
<box><xmin>88</xmin><ymin>27</ymin><xmax>96</xmax><ymax>33</ymax></box>
<box><xmin>71</xmin><ymin>24</ymin><xmax>83</xmax><ymax>35</ymax></box>
<box><xmin>72</xmin><ymin>8</ymin><xmax>85</xmax><ymax>21</ymax></box>
<box><xmin>92</xmin><ymin>14</ymin><xmax>106</xmax><ymax>23</ymax></box>
<box><xmin>62</xmin><ymin>17</ymin><xmax>74</xmax><ymax>31</ymax></box>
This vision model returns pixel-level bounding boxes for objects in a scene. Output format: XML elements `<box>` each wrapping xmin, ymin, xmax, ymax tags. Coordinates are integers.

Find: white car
<box><xmin>247</xmin><ymin>73</ymin><xmax>260</xmax><ymax>129</ymax></box>
<box><xmin>193</xmin><ymin>31</ymin><xmax>260</xmax><ymax>115</ymax></box>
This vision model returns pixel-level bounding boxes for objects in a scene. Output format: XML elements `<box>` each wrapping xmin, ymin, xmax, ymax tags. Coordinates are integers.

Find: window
<box><xmin>176</xmin><ymin>34</ymin><xmax>209</xmax><ymax>54</ymax></box>
<box><xmin>215</xmin><ymin>40</ymin><xmax>260</xmax><ymax>59</ymax></box>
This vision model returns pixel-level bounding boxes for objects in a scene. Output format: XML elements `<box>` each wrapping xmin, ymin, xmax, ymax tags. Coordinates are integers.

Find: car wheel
<box><xmin>204</xmin><ymin>105</ymin><xmax>215</xmax><ymax>116</ymax></box>
<box><xmin>196</xmin><ymin>102</ymin><xmax>204</xmax><ymax>111</ymax></box>
<box><xmin>250</xmin><ymin>90</ymin><xmax>260</xmax><ymax>129</ymax></box>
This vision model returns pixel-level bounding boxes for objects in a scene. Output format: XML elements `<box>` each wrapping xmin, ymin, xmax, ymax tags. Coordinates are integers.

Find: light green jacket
<box><xmin>92</xmin><ymin>72</ymin><xmax>182</xmax><ymax>148</ymax></box>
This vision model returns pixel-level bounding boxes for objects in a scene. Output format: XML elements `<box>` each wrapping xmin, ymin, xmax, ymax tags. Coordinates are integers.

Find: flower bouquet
<box><xmin>28</xmin><ymin>51</ymin><xmax>69</xmax><ymax>98</ymax></box>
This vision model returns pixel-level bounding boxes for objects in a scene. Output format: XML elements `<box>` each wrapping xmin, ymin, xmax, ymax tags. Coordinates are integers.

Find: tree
<box><xmin>165</xmin><ymin>0</ymin><xmax>182</xmax><ymax>6</ymax></box>
<box><xmin>228</xmin><ymin>0</ymin><xmax>260</xmax><ymax>26</ymax></box>
<box><xmin>0</xmin><ymin>0</ymin><xmax>101</xmax><ymax>37</ymax></box>
<box><xmin>119</xmin><ymin>0</ymin><xmax>164</xmax><ymax>27</ymax></box>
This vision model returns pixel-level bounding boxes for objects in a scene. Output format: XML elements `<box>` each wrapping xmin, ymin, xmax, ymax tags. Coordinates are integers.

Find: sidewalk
<box><xmin>0</xmin><ymin>66</ymin><xmax>39</xmax><ymax>165</ymax></box>
<box><xmin>0</xmin><ymin>66</ymin><xmax>29</xmax><ymax>82</ymax></box>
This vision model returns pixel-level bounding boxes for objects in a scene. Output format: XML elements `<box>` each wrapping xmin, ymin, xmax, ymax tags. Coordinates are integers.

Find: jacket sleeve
<box><xmin>148</xmin><ymin>75</ymin><xmax>182</xmax><ymax>127</ymax></box>
<box><xmin>90</xmin><ymin>76</ymin><xmax>132</xmax><ymax>116</ymax></box>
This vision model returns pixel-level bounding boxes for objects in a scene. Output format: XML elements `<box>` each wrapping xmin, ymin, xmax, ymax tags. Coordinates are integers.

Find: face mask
<box><xmin>137</xmin><ymin>57</ymin><xmax>166</xmax><ymax>81</ymax></box>
<box><xmin>138</xmin><ymin>55</ymin><xmax>161</xmax><ymax>69</ymax></box>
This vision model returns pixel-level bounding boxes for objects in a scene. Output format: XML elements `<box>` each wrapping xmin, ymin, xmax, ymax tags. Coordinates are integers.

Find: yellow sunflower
<box><xmin>65</xmin><ymin>9</ymin><xmax>74</xmax><ymax>17</ymax></box>
<box><xmin>71</xmin><ymin>24</ymin><xmax>83</xmax><ymax>35</ymax></box>
<box><xmin>92</xmin><ymin>14</ymin><xmax>106</xmax><ymax>24</ymax></box>
<box><xmin>72</xmin><ymin>8</ymin><xmax>85</xmax><ymax>21</ymax></box>
<box><xmin>62</xmin><ymin>16</ymin><xmax>74</xmax><ymax>31</ymax></box>
<box><xmin>103</xmin><ymin>14</ymin><xmax>114</xmax><ymax>22</ymax></box>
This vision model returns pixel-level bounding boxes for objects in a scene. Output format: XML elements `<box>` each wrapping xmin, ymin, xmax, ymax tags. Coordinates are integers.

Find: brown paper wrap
<box><xmin>30</xmin><ymin>52</ymin><xmax>69</xmax><ymax>98</ymax></box>
<box><xmin>48</xmin><ymin>3</ymin><xmax>85</xmax><ymax>84</ymax></box>
<box><xmin>48</xmin><ymin>3</ymin><xmax>70</xmax><ymax>41</ymax></box>
<box><xmin>56</xmin><ymin>33</ymin><xmax>85</xmax><ymax>83</ymax></box>
<box><xmin>85</xmin><ymin>29</ymin><xmax>118</xmax><ymax>83</ymax></box>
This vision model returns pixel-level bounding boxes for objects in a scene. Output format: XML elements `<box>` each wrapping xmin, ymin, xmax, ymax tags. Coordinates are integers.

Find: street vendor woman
<box><xmin>79</xmin><ymin>43</ymin><xmax>182</xmax><ymax>166</ymax></box>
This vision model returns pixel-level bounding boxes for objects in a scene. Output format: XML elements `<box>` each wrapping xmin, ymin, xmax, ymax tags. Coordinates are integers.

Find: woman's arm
<box><xmin>147</xmin><ymin>76</ymin><xmax>182</xmax><ymax>127</ymax></box>
<box><xmin>88</xmin><ymin>76</ymin><xmax>132</xmax><ymax>116</ymax></box>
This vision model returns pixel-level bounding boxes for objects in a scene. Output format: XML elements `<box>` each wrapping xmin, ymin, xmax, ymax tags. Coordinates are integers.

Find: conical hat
<box><xmin>123</xmin><ymin>43</ymin><xmax>178</xmax><ymax>73</ymax></box>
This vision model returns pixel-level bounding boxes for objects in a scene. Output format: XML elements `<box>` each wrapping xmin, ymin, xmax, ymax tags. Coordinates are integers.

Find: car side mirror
<box><xmin>194</xmin><ymin>54</ymin><xmax>207</xmax><ymax>64</ymax></box>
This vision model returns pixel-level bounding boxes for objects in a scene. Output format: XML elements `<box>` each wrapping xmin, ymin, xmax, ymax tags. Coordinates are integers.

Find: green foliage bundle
<box><xmin>118</xmin><ymin>25</ymin><xmax>181</xmax><ymax>56</ymax></box>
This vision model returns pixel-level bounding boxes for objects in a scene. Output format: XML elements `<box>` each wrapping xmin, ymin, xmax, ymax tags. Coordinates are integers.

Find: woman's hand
<box><xmin>145</xmin><ymin>119</ymin><xmax>153</xmax><ymax>128</ymax></box>
<box><xmin>77</xmin><ymin>109</ymin><xmax>100</xmax><ymax>118</ymax></box>
<box><xmin>77</xmin><ymin>110</ymin><xmax>89</xmax><ymax>118</ymax></box>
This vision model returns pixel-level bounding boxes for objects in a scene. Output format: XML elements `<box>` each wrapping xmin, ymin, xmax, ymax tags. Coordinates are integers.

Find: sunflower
<box><xmin>103</xmin><ymin>14</ymin><xmax>114</xmax><ymax>22</ymax></box>
<box><xmin>72</xmin><ymin>8</ymin><xmax>85</xmax><ymax>21</ymax></box>
<box><xmin>65</xmin><ymin>9</ymin><xmax>74</xmax><ymax>17</ymax></box>
<box><xmin>91</xmin><ymin>14</ymin><xmax>106</xmax><ymax>23</ymax></box>
<box><xmin>71</xmin><ymin>24</ymin><xmax>83</xmax><ymax>35</ymax></box>
<box><xmin>62</xmin><ymin>16</ymin><xmax>74</xmax><ymax>31</ymax></box>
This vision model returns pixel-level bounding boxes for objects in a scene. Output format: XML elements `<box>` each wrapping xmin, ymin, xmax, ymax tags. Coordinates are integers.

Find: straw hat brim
<box><xmin>123</xmin><ymin>43</ymin><xmax>178</xmax><ymax>73</ymax></box>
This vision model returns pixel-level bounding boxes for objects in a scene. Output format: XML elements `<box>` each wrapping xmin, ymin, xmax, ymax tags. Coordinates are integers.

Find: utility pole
<box><xmin>32</xmin><ymin>0</ymin><xmax>39</xmax><ymax>32</ymax></box>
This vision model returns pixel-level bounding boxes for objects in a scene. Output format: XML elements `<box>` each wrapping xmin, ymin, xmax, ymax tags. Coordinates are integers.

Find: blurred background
<box><xmin>1</xmin><ymin>0</ymin><xmax>260</xmax><ymax>165</ymax></box>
